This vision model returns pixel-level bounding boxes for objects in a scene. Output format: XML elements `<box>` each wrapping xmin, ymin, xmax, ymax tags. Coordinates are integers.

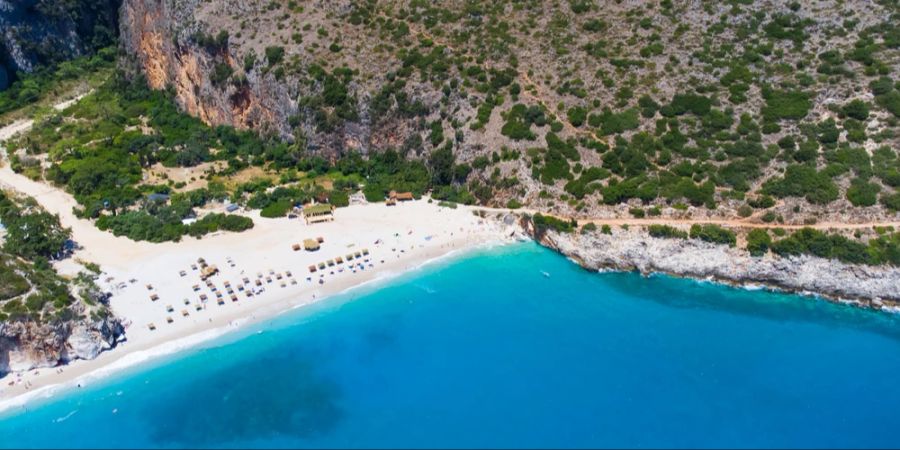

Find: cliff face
<box><xmin>117</xmin><ymin>0</ymin><xmax>465</xmax><ymax>158</ymax></box>
<box><xmin>0</xmin><ymin>309</ymin><xmax>125</xmax><ymax>376</ymax></box>
<box><xmin>0</xmin><ymin>0</ymin><xmax>121</xmax><ymax>89</ymax></box>
<box><xmin>528</xmin><ymin>223</ymin><xmax>900</xmax><ymax>307</ymax></box>
<box><xmin>119</xmin><ymin>0</ymin><xmax>298</xmax><ymax>140</ymax></box>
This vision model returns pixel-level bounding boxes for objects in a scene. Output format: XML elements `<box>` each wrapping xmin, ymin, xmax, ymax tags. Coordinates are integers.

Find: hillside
<box><xmin>116</xmin><ymin>0</ymin><xmax>900</xmax><ymax>224</ymax></box>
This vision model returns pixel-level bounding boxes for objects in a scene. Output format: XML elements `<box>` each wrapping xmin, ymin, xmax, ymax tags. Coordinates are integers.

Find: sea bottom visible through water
<box><xmin>2</xmin><ymin>242</ymin><xmax>900</xmax><ymax>448</ymax></box>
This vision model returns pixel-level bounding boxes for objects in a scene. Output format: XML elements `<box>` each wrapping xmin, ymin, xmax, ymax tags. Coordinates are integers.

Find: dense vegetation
<box><xmin>771</xmin><ymin>228</ymin><xmax>900</xmax><ymax>266</ymax></box>
<box><xmin>0</xmin><ymin>190</ymin><xmax>108</xmax><ymax>323</ymax></box>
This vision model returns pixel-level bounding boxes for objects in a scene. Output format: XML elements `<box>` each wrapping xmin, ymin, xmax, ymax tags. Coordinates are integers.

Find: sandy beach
<box><xmin>0</xmin><ymin>122</ymin><xmax>517</xmax><ymax>411</ymax></box>
<box><xmin>0</xmin><ymin>194</ymin><xmax>514</xmax><ymax>411</ymax></box>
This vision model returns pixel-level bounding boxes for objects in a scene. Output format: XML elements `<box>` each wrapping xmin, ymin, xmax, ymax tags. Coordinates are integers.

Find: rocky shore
<box><xmin>526</xmin><ymin>223</ymin><xmax>900</xmax><ymax>309</ymax></box>
<box><xmin>0</xmin><ymin>307</ymin><xmax>124</xmax><ymax>376</ymax></box>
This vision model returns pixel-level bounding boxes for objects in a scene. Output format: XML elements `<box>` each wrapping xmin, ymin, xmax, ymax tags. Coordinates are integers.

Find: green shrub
<box><xmin>260</xmin><ymin>199</ymin><xmax>293</xmax><ymax>218</ymax></box>
<box><xmin>846</xmin><ymin>178</ymin><xmax>880</xmax><ymax>207</ymax></box>
<box><xmin>689</xmin><ymin>224</ymin><xmax>737</xmax><ymax>246</ymax></box>
<box><xmin>648</xmin><ymin>224</ymin><xmax>687</xmax><ymax>239</ymax></box>
<box><xmin>746</xmin><ymin>229</ymin><xmax>772</xmax><ymax>256</ymax></box>
<box><xmin>762</xmin><ymin>89</ymin><xmax>810</xmax><ymax>121</ymax></box>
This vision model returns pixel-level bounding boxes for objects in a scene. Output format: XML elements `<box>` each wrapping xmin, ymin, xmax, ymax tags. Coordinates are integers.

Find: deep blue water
<box><xmin>2</xmin><ymin>242</ymin><xmax>900</xmax><ymax>448</ymax></box>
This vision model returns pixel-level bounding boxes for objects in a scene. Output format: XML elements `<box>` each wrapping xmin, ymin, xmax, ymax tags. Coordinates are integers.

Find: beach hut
<box><xmin>362</xmin><ymin>248</ymin><xmax>370</xmax><ymax>256</ymax></box>
<box><xmin>309</xmin><ymin>265</ymin><xmax>317</xmax><ymax>273</ymax></box>
<box><xmin>146</xmin><ymin>284</ymin><xmax>153</xmax><ymax>291</ymax></box>
<box><xmin>200</xmin><ymin>294</ymin><xmax>208</xmax><ymax>301</ymax></box>
<box><xmin>302</xmin><ymin>204</ymin><xmax>335</xmax><ymax>224</ymax></box>
<box><xmin>150</xmin><ymin>294</ymin><xmax>159</xmax><ymax>302</ymax></box>
<box><xmin>286</xmin><ymin>271</ymin><xmax>293</xmax><ymax>277</ymax></box>
<box><xmin>179</xmin><ymin>270</ymin><xmax>187</xmax><ymax>277</ymax></box>
<box><xmin>292</xmin><ymin>243</ymin><xmax>302</xmax><ymax>252</ymax></box>
<box><xmin>217</xmin><ymin>297</ymin><xmax>225</xmax><ymax>305</ymax></box>
<box><xmin>166</xmin><ymin>305</ymin><xmax>174</xmax><ymax>313</ymax></box>
<box><xmin>318</xmin><ymin>262</ymin><xmax>326</xmax><ymax>270</ymax></box>
<box><xmin>389</xmin><ymin>190</ymin><xmax>414</xmax><ymax>202</ymax></box>
<box><xmin>327</xmin><ymin>259</ymin><xmax>335</xmax><ymax>267</ymax></box>
<box><xmin>335</xmin><ymin>256</ymin><xmax>344</xmax><ymax>264</ymax></box>
<box><xmin>317</xmin><ymin>236</ymin><xmax>325</xmax><ymax>243</ymax></box>
<box><xmin>166</xmin><ymin>316</ymin><xmax>174</xmax><ymax>324</ymax></box>
<box><xmin>255</xmin><ymin>279</ymin><xmax>262</xmax><ymax>286</ymax></box>
<box><xmin>231</xmin><ymin>294</ymin><xmax>238</xmax><ymax>302</ymax></box>
<box><xmin>346</xmin><ymin>253</ymin><xmax>354</xmax><ymax>261</ymax></box>
<box><xmin>192</xmin><ymin>284</ymin><xmax>200</xmax><ymax>292</ymax></box>
<box><xmin>200</xmin><ymin>265</ymin><xmax>219</xmax><ymax>280</ymax></box>
<box><xmin>148</xmin><ymin>323</ymin><xmax>156</xmax><ymax>331</ymax></box>
<box><xmin>182</xmin><ymin>310</ymin><xmax>190</xmax><ymax>317</ymax></box>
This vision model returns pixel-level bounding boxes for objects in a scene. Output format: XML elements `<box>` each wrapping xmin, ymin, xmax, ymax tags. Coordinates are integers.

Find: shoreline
<box><xmin>0</xmin><ymin>236</ymin><xmax>511</xmax><ymax>416</ymax></box>
<box><xmin>536</xmin><ymin>226</ymin><xmax>900</xmax><ymax>310</ymax></box>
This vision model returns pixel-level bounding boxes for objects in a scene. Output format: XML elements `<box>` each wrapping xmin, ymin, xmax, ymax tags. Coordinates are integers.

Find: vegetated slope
<box><xmin>118</xmin><ymin>0</ymin><xmax>899</xmax><ymax>225</ymax></box>
<box><xmin>0</xmin><ymin>0</ymin><xmax>121</xmax><ymax>90</ymax></box>
<box><xmin>0</xmin><ymin>189</ymin><xmax>123</xmax><ymax>375</ymax></box>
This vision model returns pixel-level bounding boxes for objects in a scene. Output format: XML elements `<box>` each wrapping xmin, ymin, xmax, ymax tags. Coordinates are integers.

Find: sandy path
<box><xmin>472</xmin><ymin>206</ymin><xmax>900</xmax><ymax>231</ymax></box>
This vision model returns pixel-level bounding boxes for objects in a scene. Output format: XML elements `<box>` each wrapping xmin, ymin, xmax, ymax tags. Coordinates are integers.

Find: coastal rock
<box><xmin>534</xmin><ymin>226</ymin><xmax>900</xmax><ymax>306</ymax></box>
<box><xmin>0</xmin><ymin>313</ymin><xmax>124</xmax><ymax>376</ymax></box>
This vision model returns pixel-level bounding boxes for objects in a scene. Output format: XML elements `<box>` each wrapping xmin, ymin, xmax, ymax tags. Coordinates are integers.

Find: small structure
<box><xmin>302</xmin><ymin>203</ymin><xmax>335</xmax><ymax>224</ymax></box>
<box><xmin>303</xmin><ymin>238</ymin><xmax>320</xmax><ymax>251</ymax></box>
<box><xmin>147</xmin><ymin>193</ymin><xmax>170</xmax><ymax>203</ymax></box>
<box><xmin>389</xmin><ymin>190</ymin><xmax>414</xmax><ymax>202</ymax></box>
<box><xmin>292</xmin><ymin>243</ymin><xmax>302</xmax><ymax>252</ymax></box>
<box><xmin>200</xmin><ymin>265</ymin><xmax>219</xmax><ymax>280</ymax></box>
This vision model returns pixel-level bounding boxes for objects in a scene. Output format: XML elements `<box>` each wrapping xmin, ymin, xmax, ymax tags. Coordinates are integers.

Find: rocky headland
<box><xmin>526</xmin><ymin>222</ymin><xmax>900</xmax><ymax>309</ymax></box>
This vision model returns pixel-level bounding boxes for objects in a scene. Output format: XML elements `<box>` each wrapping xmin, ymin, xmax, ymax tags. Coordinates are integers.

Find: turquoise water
<box><xmin>2</xmin><ymin>242</ymin><xmax>900</xmax><ymax>448</ymax></box>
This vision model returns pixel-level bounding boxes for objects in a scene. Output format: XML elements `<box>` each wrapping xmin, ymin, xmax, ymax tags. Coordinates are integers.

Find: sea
<box><xmin>2</xmin><ymin>242</ymin><xmax>900</xmax><ymax>448</ymax></box>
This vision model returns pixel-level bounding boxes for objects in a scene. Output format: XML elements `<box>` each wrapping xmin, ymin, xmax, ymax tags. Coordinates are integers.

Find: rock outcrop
<box><xmin>0</xmin><ymin>0</ymin><xmax>121</xmax><ymax>88</ymax></box>
<box><xmin>528</xmin><ymin>223</ymin><xmax>900</xmax><ymax>308</ymax></box>
<box><xmin>0</xmin><ymin>308</ymin><xmax>124</xmax><ymax>376</ymax></box>
<box><xmin>119</xmin><ymin>0</ymin><xmax>295</xmax><ymax>138</ymax></box>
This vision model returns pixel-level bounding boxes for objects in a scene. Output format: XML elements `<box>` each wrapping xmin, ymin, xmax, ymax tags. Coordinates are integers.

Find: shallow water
<box><xmin>2</xmin><ymin>242</ymin><xmax>900</xmax><ymax>448</ymax></box>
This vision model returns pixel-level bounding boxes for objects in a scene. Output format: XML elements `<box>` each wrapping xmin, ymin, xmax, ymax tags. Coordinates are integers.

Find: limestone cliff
<box><xmin>0</xmin><ymin>307</ymin><xmax>124</xmax><ymax>375</ymax></box>
<box><xmin>526</xmin><ymin>221</ymin><xmax>900</xmax><ymax>308</ymax></box>
<box><xmin>119</xmin><ymin>0</ymin><xmax>295</xmax><ymax>138</ymax></box>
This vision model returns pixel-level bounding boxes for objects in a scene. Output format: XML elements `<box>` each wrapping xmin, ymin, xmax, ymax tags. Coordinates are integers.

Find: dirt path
<box><xmin>472</xmin><ymin>206</ymin><xmax>900</xmax><ymax>231</ymax></box>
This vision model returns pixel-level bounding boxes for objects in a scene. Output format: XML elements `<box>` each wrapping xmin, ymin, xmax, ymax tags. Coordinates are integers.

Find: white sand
<box><xmin>0</xmin><ymin>118</ymin><xmax>517</xmax><ymax>411</ymax></box>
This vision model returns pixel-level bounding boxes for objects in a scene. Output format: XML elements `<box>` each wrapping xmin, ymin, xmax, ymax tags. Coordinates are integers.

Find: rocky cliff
<box><xmin>119</xmin><ymin>0</ymin><xmax>295</xmax><ymax>138</ymax></box>
<box><xmin>0</xmin><ymin>0</ymin><xmax>121</xmax><ymax>90</ymax></box>
<box><xmin>0</xmin><ymin>308</ymin><xmax>124</xmax><ymax>376</ymax></box>
<box><xmin>117</xmin><ymin>0</ymin><xmax>475</xmax><ymax>158</ymax></box>
<box><xmin>528</xmin><ymin>223</ymin><xmax>900</xmax><ymax>308</ymax></box>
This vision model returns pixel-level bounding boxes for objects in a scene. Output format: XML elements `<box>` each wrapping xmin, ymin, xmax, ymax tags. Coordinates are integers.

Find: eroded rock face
<box><xmin>532</xmin><ymin>225</ymin><xmax>900</xmax><ymax>306</ymax></box>
<box><xmin>0</xmin><ymin>0</ymin><xmax>120</xmax><ymax>83</ymax></box>
<box><xmin>0</xmin><ymin>312</ymin><xmax>124</xmax><ymax>376</ymax></box>
<box><xmin>119</xmin><ymin>0</ymin><xmax>296</xmax><ymax>138</ymax></box>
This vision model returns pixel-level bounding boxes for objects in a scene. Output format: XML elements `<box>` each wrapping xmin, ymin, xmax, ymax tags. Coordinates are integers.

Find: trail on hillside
<box><xmin>472</xmin><ymin>206</ymin><xmax>900</xmax><ymax>231</ymax></box>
